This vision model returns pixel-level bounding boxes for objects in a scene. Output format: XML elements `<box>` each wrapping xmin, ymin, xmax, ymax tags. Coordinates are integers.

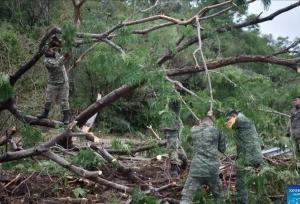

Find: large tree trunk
<box><xmin>75</xmin><ymin>84</ymin><xmax>139</xmax><ymax>127</ymax></box>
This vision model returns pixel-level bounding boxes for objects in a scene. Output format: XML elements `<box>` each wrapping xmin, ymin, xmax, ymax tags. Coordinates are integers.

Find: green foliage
<box><xmin>61</xmin><ymin>23</ymin><xmax>76</xmax><ymax>51</ymax></box>
<box><xmin>72</xmin><ymin>187</ymin><xmax>88</xmax><ymax>198</ymax></box>
<box><xmin>1</xmin><ymin>0</ymin><xmax>300</xmax><ymax>201</ymax></box>
<box><xmin>177</xmin><ymin>25</ymin><xmax>195</xmax><ymax>38</ymax></box>
<box><xmin>87</xmin><ymin>45</ymin><xmax>155</xmax><ymax>88</ymax></box>
<box><xmin>38</xmin><ymin>160</ymin><xmax>68</xmax><ymax>175</ymax></box>
<box><xmin>1</xmin><ymin>159</ymin><xmax>33</xmax><ymax>171</ymax></box>
<box><xmin>0</xmin><ymin>0</ymin><xmax>54</xmax><ymax>31</ymax></box>
<box><xmin>159</xmin><ymin>107</ymin><xmax>177</xmax><ymax>128</ymax></box>
<box><xmin>146</xmin><ymin>139</ymin><xmax>166</xmax><ymax>157</ymax></box>
<box><xmin>246</xmin><ymin>164</ymin><xmax>300</xmax><ymax>203</ymax></box>
<box><xmin>115</xmin><ymin>27</ymin><xmax>133</xmax><ymax>46</ymax></box>
<box><xmin>71</xmin><ymin>148</ymin><xmax>104</xmax><ymax>170</ymax></box>
<box><xmin>108</xmin><ymin>197</ymin><xmax>122</xmax><ymax>204</ymax></box>
<box><xmin>111</xmin><ymin>139</ymin><xmax>132</xmax><ymax>153</ymax></box>
<box><xmin>131</xmin><ymin>188</ymin><xmax>159</xmax><ymax>204</ymax></box>
<box><xmin>0</xmin><ymin>73</ymin><xmax>14</xmax><ymax>102</ymax></box>
<box><xmin>0</xmin><ymin>24</ymin><xmax>27</xmax><ymax>70</ymax></box>
<box><xmin>192</xmin><ymin>188</ymin><xmax>215</xmax><ymax>204</ymax></box>
<box><xmin>20</xmin><ymin>124</ymin><xmax>43</xmax><ymax>148</ymax></box>
<box><xmin>2</xmin><ymin>159</ymin><xmax>68</xmax><ymax>176</ymax></box>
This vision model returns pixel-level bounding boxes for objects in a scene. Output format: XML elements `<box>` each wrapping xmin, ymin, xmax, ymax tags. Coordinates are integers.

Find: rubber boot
<box><xmin>170</xmin><ymin>164</ymin><xmax>179</xmax><ymax>177</ymax></box>
<box><xmin>57</xmin><ymin>110</ymin><xmax>73</xmax><ymax>149</ymax></box>
<box><xmin>62</xmin><ymin>109</ymin><xmax>70</xmax><ymax>128</ymax></box>
<box><xmin>37</xmin><ymin>108</ymin><xmax>49</xmax><ymax>119</ymax></box>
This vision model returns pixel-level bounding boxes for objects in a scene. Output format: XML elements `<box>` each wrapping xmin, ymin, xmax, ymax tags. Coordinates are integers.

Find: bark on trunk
<box><xmin>75</xmin><ymin>84</ymin><xmax>139</xmax><ymax>127</ymax></box>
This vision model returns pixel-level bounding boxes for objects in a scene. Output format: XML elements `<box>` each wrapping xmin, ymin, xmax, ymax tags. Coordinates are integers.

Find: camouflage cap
<box><xmin>224</xmin><ymin>108</ymin><xmax>237</xmax><ymax>118</ymax></box>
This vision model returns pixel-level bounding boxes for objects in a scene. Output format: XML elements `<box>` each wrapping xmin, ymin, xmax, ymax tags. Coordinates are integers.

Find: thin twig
<box><xmin>147</xmin><ymin>125</ymin><xmax>162</xmax><ymax>140</ymax></box>
<box><xmin>124</xmin><ymin>1</ymin><xmax>233</xmax><ymax>27</ymax></box>
<box><xmin>197</xmin><ymin>0</ymin><xmax>233</xmax><ymax>17</ymax></box>
<box><xmin>208</xmin><ymin>70</ymin><xmax>237</xmax><ymax>87</ymax></box>
<box><xmin>165</xmin><ymin>76</ymin><xmax>202</xmax><ymax>98</ymax></box>
<box><xmin>51</xmin><ymin>145</ymin><xmax>76</xmax><ymax>156</ymax></box>
<box><xmin>140</xmin><ymin>0</ymin><xmax>161</xmax><ymax>12</ymax></box>
<box><xmin>68</xmin><ymin>42</ymin><xmax>99</xmax><ymax>72</ymax></box>
<box><xmin>179</xmin><ymin>96</ymin><xmax>200</xmax><ymax>122</ymax></box>
<box><xmin>0</xmin><ymin>173</ymin><xmax>21</xmax><ymax>190</ymax></box>
<box><xmin>102</xmin><ymin>38</ymin><xmax>126</xmax><ymax>55</ymax></box>
<box><xmin>258</xmin><ymin>108</ymin><xmax>290</xmax><ymax>118</ymax></box>
<box><xmin>199</xmin><ymin>5</ymin><xmax>234</xmax><ymax>21</ymax></box>
<box><xmin>273</xmin><ymin>39</ymin><xmax>300</xmax><ymax>56</ymax></box>
<box><xmin>12</xmin><ymin>172</ymin><xmax>35</xmax><ymax>194</ymax></box>
<box><xmin>132</xmin><ymin>22</ymin><xmax>175</xmax><ymax>34</ymax></box>
<box><xmin>164</xmin><ymin>74</ymin><xmax>201</xmax><ymax>122</ymax></box>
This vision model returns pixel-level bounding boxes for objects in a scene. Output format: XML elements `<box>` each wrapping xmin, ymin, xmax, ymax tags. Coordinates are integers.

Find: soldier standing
<box><xmin>180</xmin><ymin>115</ymin><xmax>226</xmax><ymax>204</ymax></box>
<box><xmin>37</xmin><ymin>46</ymin><xmax>70</xmax><ymax>125</ymax></box>
<box><xmin>287</xmin><ymin>96</ymin><xmax>300</xmax><ymax>155</ymax></box>
<box><xmin>224</xmin><ymin>108</ymin><xmax>263</xmax><ymax>204</ymax></box>
<box><xmin>37</xmin><ymin>45</ymin><xmax>72</xmax><ymax>148</ymax></box>
<box><xmin>163</xmin><ymin>100</ymin><xmax>188</xmax><ymax>177</ymax></box>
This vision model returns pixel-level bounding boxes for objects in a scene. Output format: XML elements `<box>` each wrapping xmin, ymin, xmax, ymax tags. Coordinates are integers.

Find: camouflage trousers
<box><xmin>166</xmin><ymin>130</ymin><xmax>187</xmax><ymax>168</ymax></box>
<box><xmin>45</xmin><ymin>82</ymin><xmax>69</xmax><ymax>110</ymax></box>
<box><xmin>180</xmin><ymin>175</ymin><xmax>224</xmax><ymax>204</ymax></box>
<box><xmin>236</xmin><ymin>166</ymin><xmax>253</xmax><ymax>204</ymax></box>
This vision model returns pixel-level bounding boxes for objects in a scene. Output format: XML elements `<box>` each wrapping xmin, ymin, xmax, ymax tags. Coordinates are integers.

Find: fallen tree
<box><xmin>0</xmin><ymin>0</ymin><xmax>300</xmax><ymax>202</ymax></box>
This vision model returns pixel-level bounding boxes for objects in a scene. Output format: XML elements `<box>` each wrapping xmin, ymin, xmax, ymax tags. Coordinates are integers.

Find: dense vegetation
<box><xmin>0</xmin><ymin>0</ymin><xmax>300</xmax><ymax>203</ymax></box>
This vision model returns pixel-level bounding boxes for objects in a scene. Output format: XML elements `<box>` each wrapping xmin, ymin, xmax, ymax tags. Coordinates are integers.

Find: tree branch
<box><xmin>273</xmin><ymin>39</ymin><xmax>300</xmax><ymax>56</ymax></box>
<box><xmin>0</xmin><ymin>130</ymin><xmax>70</xmax><ymax>162</ymax></box>
<box><xmin>157</xmin><ymin>1</ymin><xmax>300</xmax><ymax>65</ymax></box>
<box><xmin>166</xmin><ymin>55</ymin><xmax>300</xmax><ymax>76</ymax></box>
<box><xmin>68</xmin><ymin>42</ymin><xmax>100</xmax><ymax>72</ymax></box>
<box><xmin>90</xmin><ymin>144</ymin><xmax>145</xmax><ymax>184</ymax></box>
<box><xmin>42</xmin><ymin>150</ymin><xmax>131</xmax><ymax>192</ymax></box>
<box><xmin>9</xmin><ymin>27</ymin><xmax>61</xmax><ymax>85</ymax></box>
<box><xmin>132</xmin><ymin>22</ymin><xmax>175</xmax><ymax>35</ymax></box>
<box><xmin>102</xmin><ymin>38</ymin><xmax>125</xmax><ymax>54</ymax></box>
<box><xmin>8</xmin><ymin>100</ymin><xmax>62</xmax><ymax>127</ymax></box>
<box><xmin>75</xmin><ymin>84</ymin><xmax>140</xmax><ymax>127</ymax></box>
<box><xmin>221</xmin><ymin>0</ymin><xmax>300</xmax><ymax>32</ymax></box>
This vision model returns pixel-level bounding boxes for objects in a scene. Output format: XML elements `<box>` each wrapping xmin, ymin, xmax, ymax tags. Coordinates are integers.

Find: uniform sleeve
<box><xmin>44</xmin><ymin>54</ymin><xmax>65</xmax><ymax>67</ymax></box>
<box><xmin>218</xmin><ymin>130</ymin><xmax>226</xmax><ymax>153</ymax></box>
<box><xmin>55</xmin><ymin>53</ymin><xmax>66</xmax><ymax>66</ymax></box>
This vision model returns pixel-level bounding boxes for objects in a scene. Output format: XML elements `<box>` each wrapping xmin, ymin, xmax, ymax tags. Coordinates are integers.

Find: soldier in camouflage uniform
<box><xmin>163</xmin><ymin>100</ymin><xmax>188</xmax><ymax>177</ymax></box>
<box><xmin>225</xmin><ymin>108</ymin><xmax>263</xmax><ymax>204</ymax></box>
<box><xmin>37</xmin><ymin>45</ymin><xmax>72</xmax><ymax>147</ymax></box>
<box><xmin>180</xmin><ymin>115</ymin><xmax>226</xmax><ymax>204</ymax></box>
<box><xmin>287</xmin><ymin>96</ymin><xmax>300</xmax><ymax>155</ymax></box>
<box><xmin>37</xmin><ymin>46</ymin><xmax>70</xmax><ymax>124</ymax></box>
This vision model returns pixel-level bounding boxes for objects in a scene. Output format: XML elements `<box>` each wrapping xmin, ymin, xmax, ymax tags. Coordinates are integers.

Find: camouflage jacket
<box><xmin>289</xmin><ymin>107</ymin><xmax>300</xmax><ymax>139</ymax></box>
<box><xmin>233</xmin><ymin>113</ymin><xmax>263</xmax><ymax>167</ymax></box>
<box><xmin>189</xmin><ymin>121</ymin><xmax>226</xmax><ymax>177</ymax></box>
<box><xmin>44</xmin><ymin>52</ymin><xmax>68</xmax><ymax>84</ymax></box>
